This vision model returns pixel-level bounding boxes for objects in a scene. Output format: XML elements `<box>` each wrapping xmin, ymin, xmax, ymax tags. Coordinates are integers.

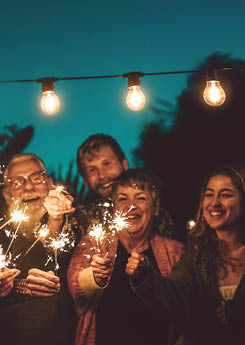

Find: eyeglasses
<box><xmin>6</xmin><ymin>171</ymin><xmax>48</xmax><ymax>190</ymax></box>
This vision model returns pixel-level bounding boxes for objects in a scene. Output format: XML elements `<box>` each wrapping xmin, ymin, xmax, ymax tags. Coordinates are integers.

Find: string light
<box><xmin>203</xmin><ymin>69</ymin><xmax>226</xmax><ymax>106</ymax></box>
<box><xmin>38</xmin><ymin>77</ymin><xmax>61</xmax><ymax>115</ymax></box>
<box><xmin>123</xmin><ymin>72</ymin><xmax>146</xmax><ymax>111</ymax></box>
<box><xmin>0</xmin><ymin>67</ymin><xmax>234</xmax><ymax>115</ymax></box>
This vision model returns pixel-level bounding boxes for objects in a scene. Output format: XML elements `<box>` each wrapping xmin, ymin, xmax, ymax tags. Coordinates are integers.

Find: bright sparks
<box><xmin>11</xmin><ymin>209</ymin><xmax>29</xmax><ymax>223</ymax></box>
<box><xmin>88</xmin><ymin>223</ymin><xmax>105</xmax><ymax>247</ymax></box>
<box><xmin>109</xmin><ymin>211</ymin><xmax>130</xmax><ymax>233</ymax></box>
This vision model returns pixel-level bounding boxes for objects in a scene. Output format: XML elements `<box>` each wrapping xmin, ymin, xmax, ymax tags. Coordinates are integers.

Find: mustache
<box><xmin>19</xmin><ymin>192</ymin><xmax>42</xmax><ymax>203</ymax></box>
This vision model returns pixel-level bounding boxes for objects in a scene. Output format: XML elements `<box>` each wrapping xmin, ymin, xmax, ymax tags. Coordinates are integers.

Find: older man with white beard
<box><xmin>0</xmin><ymin>153</ymin><xmax>76</xmax><ymax>345</ymax></box>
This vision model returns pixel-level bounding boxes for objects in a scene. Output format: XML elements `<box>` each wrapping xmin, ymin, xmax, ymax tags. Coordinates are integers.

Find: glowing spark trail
<box><xmin>109</xmin><ymin>211</ymin><xmax>130</xmax><ymax>233</ymax></box>
<box><xmin>54</xmin><ymin>185</ymin><xmax>69</xmax><ymax>195</ymax></box>
<box><xmin>5</xmin><ymin>207</ymin><xmax>29</xmax><ymax>257</ymax></box>
<box><xmin>49</xmin><ymin>231</ymin><xmax>74</xmax><ymax>273</ymax></box>
<box><xmin>88</xmin><ymin>223</ymin><xmax>105</xmax><ymax>249</ymax></box>
<box><xmin>0</xmin><ymin>245</ymin><xmax>11</xmax><ymax>269</ymax></box>
<box><xmin>24</xmin><ymin>225</ymin><xmax>50</xmax><ymax>256</ymax></box>
<box><xmin>0</xmin><ymin>209</ymin><xmax>29</xmax><ymax>230</ymax></box>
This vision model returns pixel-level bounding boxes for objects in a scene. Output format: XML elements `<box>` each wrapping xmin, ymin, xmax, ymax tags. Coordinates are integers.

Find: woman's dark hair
<box><xmin>189</xmin><ymin>166</ymin><xmax>245</xmax><ymax>281</ymax></box>
<box><xmin>111</xmin><ymin>168</ymin><xmax>161</xmax><ymax>208</ymax></box>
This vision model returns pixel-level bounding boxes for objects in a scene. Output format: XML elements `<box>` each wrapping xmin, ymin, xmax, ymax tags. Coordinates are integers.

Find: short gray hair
<box><xmin>3</xmin><ymin>153</ymin><xmax>46</xmax><ymax>185</ymax></box>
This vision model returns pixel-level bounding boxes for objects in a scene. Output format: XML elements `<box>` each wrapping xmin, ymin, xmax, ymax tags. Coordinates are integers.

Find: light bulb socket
<box><xmin>37</xmin><ymin>77</ymin><xmax>59</xmax><ymax>92</ymax></box>
<box><xmin>123</xmin><ymin>71</ymin><xmax>144</xmax><ymax>87</ymax></box>
<box><xmin>205</xmin><ymin>68</ymin><xmax>220</xmax><ymax>81</ymax></box>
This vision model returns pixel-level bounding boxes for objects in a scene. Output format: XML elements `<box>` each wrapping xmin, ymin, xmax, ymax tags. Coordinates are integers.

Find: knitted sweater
<box><xmin>67</xmin><ymin>234</ymin><xmax>184</xmax><ymax>345</ymax></box>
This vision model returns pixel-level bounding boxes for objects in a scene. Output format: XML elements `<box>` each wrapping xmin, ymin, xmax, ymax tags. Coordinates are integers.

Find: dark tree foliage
<box><xmin>135</xmin><ymin>53</ymin><xmax>245</xmax><ymax>241</ymax></box>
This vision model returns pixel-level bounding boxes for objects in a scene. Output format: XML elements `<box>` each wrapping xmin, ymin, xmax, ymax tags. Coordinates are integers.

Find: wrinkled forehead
<box><xmin>7</xmin><ymin>160</ymin><xmax>43</xmax><ymax>179</ymax></box>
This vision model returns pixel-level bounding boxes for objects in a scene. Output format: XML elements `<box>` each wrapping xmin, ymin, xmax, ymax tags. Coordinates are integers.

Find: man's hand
<box><xmin>44</xmin><ymin>190</ymin><xmax>75</xmax><ymax>220</ymax></box>
<box><xmin>125</xmin><ymin>251</ymin><xmax>149</xmax><ymax>282</ymax></box>
<box><xmin>26</xmin><ymin>268</ymin><xmax>60</xmax><ymax>297</ymax></box>
<box><xmin>0</xmin><ymin>268</ymin><xmax>20</xmax><ymax>297</ymax></box>
<box><xmin>91</xmin><ymin>254</ymin><xmax>113</xmax><ymax>287</ymax></box>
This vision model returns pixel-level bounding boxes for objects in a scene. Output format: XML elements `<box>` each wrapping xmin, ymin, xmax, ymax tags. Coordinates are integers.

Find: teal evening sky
<box><xmin>1</xmin><ymin>0</ymin><xmax>244</xmax><ymax>175</ymax></box>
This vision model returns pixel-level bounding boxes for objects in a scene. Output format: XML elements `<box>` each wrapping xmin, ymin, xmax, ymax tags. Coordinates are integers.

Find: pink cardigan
<box><xmin>67</xmin><ymin>235</ymin><xmax>184</xmax><ymax>345</ymax></box>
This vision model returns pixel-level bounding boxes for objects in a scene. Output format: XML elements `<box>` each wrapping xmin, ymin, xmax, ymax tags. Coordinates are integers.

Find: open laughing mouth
<box><xmin>209</xmin><ymin>210</ymin><xmax>225</xmax><ymax>217</ymax></box>
<box><xmin>22</xmin><ymin>196</ymin><xmax>41</xmax><ymax>204</ymax></box>
<box><xmin>99</xmin><ymin>181</ymin><xmax>114</xmax><ymax>190</ymax></box>
<box><xmin>127</xmin><ymin>214</ymin><xmax>141</xmax><ymax>220</ymax></box>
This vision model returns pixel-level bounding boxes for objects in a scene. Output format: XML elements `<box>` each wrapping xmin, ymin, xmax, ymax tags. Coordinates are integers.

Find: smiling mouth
<box><xmin>22</xmin><ymin>196</ymin><xmax>41</xmax><ymax>204</ymax></box>
<box><xmin>99</xmin><ymin>181</ymin><xmax>114</xmax><ymax>189</ymax></box>
<box><xmin>209</xmin><ymin>211</ymin><xmax>225</xmax><ymax>216</ymax></box>
<box><xmin>127</xmin><ymin>214</ymin><xmax>140</xmax><ymax>220</ymax></box>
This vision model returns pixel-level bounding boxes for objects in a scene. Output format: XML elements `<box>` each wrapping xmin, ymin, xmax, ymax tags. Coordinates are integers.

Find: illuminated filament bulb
<box><xmin>40</xmin><ymin>78</ymin><xmax>61</xmax><ymax>115</ymax></box>
<box><xmin>203</xmin><ymin>69</ymin><xmax>226</xmax><ymax>107</ymax></box>
<box><xmin>125</xmin><ymin>72</ymin><xmax>146</xmax><ymax>111</ymax></box>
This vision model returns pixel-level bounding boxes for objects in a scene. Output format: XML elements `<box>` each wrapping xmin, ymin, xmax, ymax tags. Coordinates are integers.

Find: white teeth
<box><xmin>100</xmin><ymin>182</ymin><xmax>113</xmax><ymax>188</ymax></box>
<box><xmin>127</xmin><ymin>215</ymin><xmax>139</xmax><ymax>219</ymax></box>
<box><xmin>210</xmin><ymin>211</ymin><xmax>223</xmax><ymax>216</ymax></box>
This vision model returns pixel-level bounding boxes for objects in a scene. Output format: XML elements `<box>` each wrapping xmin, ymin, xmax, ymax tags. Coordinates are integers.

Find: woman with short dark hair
<box><xmin>67</xmin><ymin>168</ymin><xmax>184</xmax><ymax>345</ymax></box>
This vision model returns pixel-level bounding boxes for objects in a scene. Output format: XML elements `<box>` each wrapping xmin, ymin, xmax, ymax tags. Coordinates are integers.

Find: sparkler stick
<box><xmin>23</xmin><ymin>225</ymin><xmax>49</xmax><ymax>256</ymax></box>
<box><xmin>5</xmin><ymin>206</ymin><xmax>28</xmax><ymax>258</ymax></box>
<box><xmin>0</xmin><ymin>219</ymin><xmax>12</xmax><ymax>230</ymax></box>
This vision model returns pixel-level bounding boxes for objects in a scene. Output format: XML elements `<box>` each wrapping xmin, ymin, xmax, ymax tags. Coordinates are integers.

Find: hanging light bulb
<box><xmin>203</xmin><ymin>70</ymin><xmax>226</xmax><ymax>106</ymax></box>
<box><xmin>38</xmin><ymin>77</ymin><xmax>61</xmax><ymax>115</ymax></box>
<box><xmin>124</xmin><ymin>72</ymin><xmax>146</xmax><ymax>111</ymax></box>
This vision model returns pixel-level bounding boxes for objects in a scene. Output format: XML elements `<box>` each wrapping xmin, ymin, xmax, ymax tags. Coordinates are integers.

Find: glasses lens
<box><xmin>11</xmin><ymin>177</ymin><xmax>25</xmax><ymax>190</ymax></box>
<box><xmin>29</xmin><ymin>171</ymin><xmax>46</xmax><ymax>184</ymax></box>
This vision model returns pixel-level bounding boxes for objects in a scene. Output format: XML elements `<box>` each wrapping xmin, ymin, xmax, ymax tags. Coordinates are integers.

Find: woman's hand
<box><xmin>125</xmin><ymin>251</ymin><xmax>149</xmax><ymax>282</ymax></box>
<box><xmin>0</xmin><ymin>268</ymin><xmax>20</xmax><ymax>297</ymax></box>
<box><xmin>91</xmin><ymin>254</ymin><xmax>113</xmax><ymax>287</ymax></box>
<box><xmin>26</xmin><ymin>268</ymin><xmax>60</xmax><ymax>297</ymax></box>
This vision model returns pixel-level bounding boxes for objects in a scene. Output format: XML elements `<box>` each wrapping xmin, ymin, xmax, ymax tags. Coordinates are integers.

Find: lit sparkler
<box><xmin>24</xmin><ymin>224</ymin><xmax>50</xmax><ymax>256</ymax></box>
<box><xmin>0</xmin><ymin>209</ymin><xmax>29</xmax><ymax>230</ymax></box>
<box><xmin>53</xmin><ymin>185</ymin><xmax>69</xmax><ymax>195</ymax></box>
<box><xmin>88</xmin><ymin>223</ymin><xmax>106</xmax><ymax>252</ymax></box>
<box><xmin>49</xmin><ymin>231</ymin><xmax>75</xmax><ymax>273</ymax></box>
<box><xmin>109</xmin><ymin>211</ymin><xmax>130</xmax><ymax>233</ymax></box>
<box><xmin>5</xmin><ymin>206</ymin><xmax>29</xmax><ymax>258</ymax></box>
<box><xmin>0</xmin><ymin>245</ymin><xmax>11</xmax><ymax>269</ymax></box>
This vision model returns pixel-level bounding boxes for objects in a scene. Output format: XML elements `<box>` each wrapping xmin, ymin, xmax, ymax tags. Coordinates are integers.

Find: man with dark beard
<box><xmin>0</xmin><ymin>153</ymin><xmax>76</xmax><ymax>345</ymax></box>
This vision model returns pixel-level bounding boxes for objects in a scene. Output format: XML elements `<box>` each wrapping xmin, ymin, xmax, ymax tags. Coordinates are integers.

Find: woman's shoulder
<box><xmin>152</xmin><ymin>234</ymin><xmax>185</xmax><ymax>251</ymax></box>
<box><xmin>151</xmin><ymin>235</ymin><xmax>185</xmax><ymax>267</ymax></box>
